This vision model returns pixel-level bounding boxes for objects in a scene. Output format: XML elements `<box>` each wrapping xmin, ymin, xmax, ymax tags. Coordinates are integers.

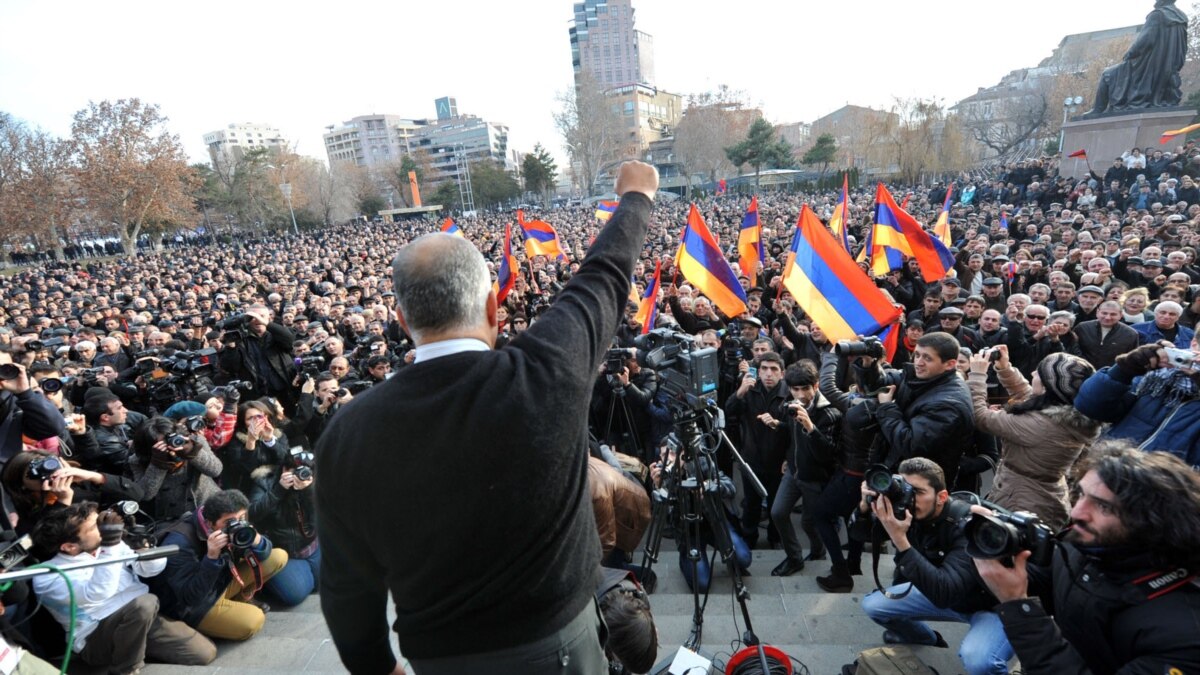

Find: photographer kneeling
<box><xmin>852</xmin><ymin>458</ymin><xmax>1013</xmax><ymax>675</ymax></box>
<box><xmin>248</xmin><ymin>447</ymin><xmax>318</xmax><ymax>607</ymax></box>
<box><xmin>149</xmin><ymin>489</ymin><xmax>288</xmax><ymax>641</ymax></box>
<box><xmin>975</xmin><ymin>442</ymin><xmax>1200</xmax><ymax>671</ymax></box>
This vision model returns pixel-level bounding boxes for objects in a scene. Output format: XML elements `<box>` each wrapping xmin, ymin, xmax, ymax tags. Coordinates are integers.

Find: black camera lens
<box><xmin>973</xmin><ymin>520</ymin><xmax>1015</xmax><ymax>557</ymax></box>
<box><xmin>224</xmin><ymin>520</ymin><xmax>257</xmax><ymax>549</ymax></box>
<box><xmin>0</xmin><ymin>364</ymin><xmax>20</xmax><ymax>380</ymax></box>
<box><xmin>866</xmin><ymin>469</ymin><xmax>895</xmax><ymax>493</ymax></box>
<box><xmin>25</xmin><ymin>340</ymin><xmax>43</xmax><ymax>352</ymax></box>
<box><xmin>183</xmin><ymin>416</ymin><xmax>206</xmax><ymax>432</ymax></box>
<box><xmin>166</xmin><ymin>433</ymin><xmax>188</xmax><ymax>449</ymax></box>
<box><xmin>40</xmin><ymin>377</ymin><xmax>64</xmax><ymax>393</ymax></box>
<box><xmin>294</xmin><ymin>465</ymin><xmax>313</xmax><ymax>481</ymax></box>
<box><xmin>27</xmin><ymin>456</ymin><xmax>63</xmax><ymax>481</ymax></box>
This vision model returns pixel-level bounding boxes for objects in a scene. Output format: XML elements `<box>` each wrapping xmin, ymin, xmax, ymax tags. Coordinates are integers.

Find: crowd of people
<box><xmin>0</xmin><ymin>147</ymin><xmax>1198</xmax><ymax>674</ymax></box>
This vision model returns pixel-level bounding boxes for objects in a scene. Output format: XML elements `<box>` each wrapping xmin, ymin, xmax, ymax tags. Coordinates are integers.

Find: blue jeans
<box><xmin>265</xmin><ymin>546</ymin><xmax>321</xmax><ymax>606</ymax></box>
<box><xmin>861</xmin><ymin>585</ymin><xmax>1012</xmax><ymax>675</ymax></box>
<box><xmin>678</xmin><ymin>521</ymin><xmax>751</xmax><ymax>593</ymax></box>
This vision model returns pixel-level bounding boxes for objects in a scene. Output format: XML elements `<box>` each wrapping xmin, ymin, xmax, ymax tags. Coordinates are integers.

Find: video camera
<box><xmin>144</xmin><ymin>349</ymin><xmax>219</xmax><ymax>406</ymax></box>
<box><xmin>294</xmin><ymin>355</ymin><xmax>324</xmax><ymax>380</ymax></box>
<box><xmin>863</xmin><ymin>464</ymin><xmax>916</xmax><ymax>520</ymax></box>
<box><xmin>284</xmin><ymin>446</ymin><xmax>315</xmax><ymax>482</ymax></box>
<box><xmin>965</xmin><ymin>509</ymin><xmax>1056</xmax><ymax>567</ymax></box>
<box><xmin>604</xmin><ymin>348</ymin><xmax>628</xmax><ymax>375</ymax></box>
<box><xmin>835</xmin><ymin>336</ymin><xmax>885</xmax><ymax>359</ymax></box>
<box><xmin>0</xmin><ymin>533</ymin><xmax>33</xmax><ymax>571</ymax></box>
<box><xmin>634</xmin><ymin>328</ymin><xmax>718</xmax><ymax>410</ymax></box>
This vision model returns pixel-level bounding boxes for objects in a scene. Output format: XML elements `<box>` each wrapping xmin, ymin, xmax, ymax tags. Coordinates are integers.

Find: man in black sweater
<box><xmin>315</xmin><ymin>161</ymin><xmax>658</xmax><ymax>675</ymax></box>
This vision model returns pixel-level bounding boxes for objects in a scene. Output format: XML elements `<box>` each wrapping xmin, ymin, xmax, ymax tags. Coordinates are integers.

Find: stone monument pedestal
<box><xmin>1060</xmin><ymin>108</ymin><xmax>1197</xmax><ymax>179</ymax></box>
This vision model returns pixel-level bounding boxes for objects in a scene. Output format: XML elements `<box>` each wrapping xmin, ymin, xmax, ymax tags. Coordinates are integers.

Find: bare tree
<box><xmin>673</xmin><ymin>86</ymin><xmax>755</xmax><ymax>192</ymax></box>
<box><xmin>960</xmin><ymin>93</ymin><xmax>1050</xmax><ymax>157</ymax></box>
<box><xmin>554</xmin><ymin>72</ymin><xmax>626</xmax><ymax>196</ymax></box>
<box><xmin>70</xmin><ymin>99</ymin><xmax>198</xmax><ymax>255</ymax></box>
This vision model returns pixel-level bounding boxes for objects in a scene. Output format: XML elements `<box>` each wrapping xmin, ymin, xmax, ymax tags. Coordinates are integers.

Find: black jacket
<box><xmin>819</xmin><ymin>352</ymin><xmax>883</xmax><ymax>475</ymax></box>
<box><xmin>998</xmin><ymin>543</ymin><xmax>1200</xmax><ymax>674</ymax></box>
<box><xmin>217</xmin><ymin>322</ymin><xmax>295</xmax><ymax>397</ymax></box>
<box><xmin>875</xmin><ymin>369</ymin><xmax>974</xmax><ymax>486</ymax></box>
<box><xmin>87</xmin><ymin>411</ymin><xmax>149</xmax><ymax>476</ymax></box>
<box><xmin>248</xmin><ymin>464</ymin><xmax>316</xmax><ymax>557</ymax></box>
<box><xmin>221</xmin><ymin>430</ymin><xmax>290</xmax><ymax>496</ymax></box>
<box><xmin>725</xmin><ymin>378</ymin><xmax>791</xmax><ymax>472</ymax></box>
<box><xmin>851</xmin><ymin>497</ymin><xmax>998</xmax><ymax>613</ymax></box>
<box><xmin>0</xmin><ymin>389</ymin><xmax>65</xmax><ymax>462</ymax></box>
<box><xmin>1006</xmin><ymin>325</ymin><xmax>1065</xmax><ymax>379</ymax></box>
<box><xmin>783</xmin><ymin>392</ymin><xmax>841</xmax><ymax>483</ymax></box>
<box><xmin>1073</xmin><ymin>320</ymin><xmax>1140</xmax><ymax>371</ymax></box>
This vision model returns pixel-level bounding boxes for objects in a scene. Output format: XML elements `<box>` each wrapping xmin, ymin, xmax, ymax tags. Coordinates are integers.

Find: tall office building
<box><xmin>202</xmin><ymin>123</ymin><xmax>288</xmax><ymax>167</ymax></box>
<box><xmin>569</xmin><ymin>0</ymin><xmax>655</xmax><ymax>90</ymax></box>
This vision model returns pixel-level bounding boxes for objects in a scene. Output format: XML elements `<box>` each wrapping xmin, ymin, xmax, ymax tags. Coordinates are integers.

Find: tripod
<box><xmin>640</xmin><ymin>403</ymin><xmax>773</xmax><ymax>673</ymax></box>
<box><xmin>603</xmin><ymin>376</ymin><xmax>643</xmax><ymax>458</ymax></box>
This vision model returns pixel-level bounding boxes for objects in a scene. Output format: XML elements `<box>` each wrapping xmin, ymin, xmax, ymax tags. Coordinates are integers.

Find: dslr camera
<box><xmin>223</xmin><ymin>520</ymin><xmax>258</xmax><ymax>552</ymax></box>
<box><xmin>0</xmin><ymin>533</ymin><xmax>33</xmax><ymax>571</ymax></box>
<box><xmin>863</xmin><ymin>464</ymin><xmax>916</xmax><ymax>520</ymax></box>
<box><xmin>965</xmin><ymin>509</ymin><xmax>1056</xmax><ymax>567</ymax></box>
<box><xmin>110</xmin><ymin>501</ymin><xmax>158</xmax><ymax>550</ymax></box>
<box><xmin>835</xmin><ymin>336</ymin><xmax>885</xmax><ymax>359</ymax></box>
<box><xmin>27</xmin><ymin>455</ymin><xmax>64</xmax><ymax>482</ymax></box>
<box><xmin>604</xmin><ymin>348</ymin><xmax>628</xmax><ymax>375</ymax></box>
<box><xmin>284</xmin><ymin>446</ymin><xmax>316</xmax><ymax>482</ymax></box>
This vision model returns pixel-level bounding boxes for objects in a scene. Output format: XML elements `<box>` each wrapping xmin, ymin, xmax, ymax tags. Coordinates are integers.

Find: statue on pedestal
<box><xmin>1088</xmin><ymin>0</ymin><xmax>1188</xmax><ymax>115</ymax></box>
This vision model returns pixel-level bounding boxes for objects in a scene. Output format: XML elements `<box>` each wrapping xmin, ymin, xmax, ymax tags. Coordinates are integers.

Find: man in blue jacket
<box><xmin>1132</xmin><ymin>300</ymin><xmax>1194</xmax><ymax>348</ymax></box>
<box><xmin>1075</xmin><ymin>341</ymin><xmax>1200</xmax><ymax>468</ymax></box>
<box><xmin>149</xmin><ymin>489</ymin><xmax>288</xmax><ymax>641</ymax></box>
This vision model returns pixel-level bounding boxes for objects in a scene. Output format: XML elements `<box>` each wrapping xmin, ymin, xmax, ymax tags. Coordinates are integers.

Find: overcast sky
<box><xmin>0</xmin><ymin>0</ymin><xmax>1170</xmax><ymax>167</ymax></box>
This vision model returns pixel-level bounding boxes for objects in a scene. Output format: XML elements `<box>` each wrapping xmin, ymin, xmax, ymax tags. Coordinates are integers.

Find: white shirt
<box><xmin>413</xmin><ymin>338</ymin><xmax>491</xmax><ymax>363</ymax></box>
<box><xmin>32</xmin><ymin>542</ymin><xmax>166</xmax><ymax>652</ymax></box>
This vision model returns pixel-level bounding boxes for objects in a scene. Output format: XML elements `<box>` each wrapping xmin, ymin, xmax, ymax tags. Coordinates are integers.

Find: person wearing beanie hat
<box><xmin>164</xmin><ymin>400</ymin><xmax>206</xmax><ymax>421</ymax></box>
<box><xmin>966</xmin><ymin>348</ymin><xmax>1101</xmax><ymax>529</ymax></box>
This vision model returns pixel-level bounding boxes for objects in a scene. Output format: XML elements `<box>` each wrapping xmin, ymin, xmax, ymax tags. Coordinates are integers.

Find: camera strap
<box><xmin>872</xmin><ymin>525</ymin><xmax>913</xmax><ymax>600</ymax></box>
<box><xmin>228</xmin><ymin>549</ymin><xmax>265</xmax><ymax>599</ymax></box>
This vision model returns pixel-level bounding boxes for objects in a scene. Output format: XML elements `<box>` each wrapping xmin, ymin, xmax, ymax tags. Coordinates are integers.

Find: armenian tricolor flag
<box><xmin>782</xmin><ymin>205</ymin><xmax>903</xmax><ymax>355</ymax></box>
<box><xmin>863</xmin><ymin>184</ymin><xmax>954</xmax><ymax>283</ymax></box>
<box><xmin>675</xmin><ymin>204</ymin><xmax>748</xmax><ymax>318</ymax></box>
<box><xmin>634</xmin><ymin>261</ymin><xmax>662</xmax><ymax>334</ymax></box>
<box><xmin>737</xmin><ymin>196</ymin><xmax>763</xmax><ymax>279</ymax></box>
<box><xmin>518</xmin><ymin>210</ymin><xmax>570</xmax><ymax>263</ymax></box>
<box><xmin>828</xmin><ymin>174</ymin><xmax>852</xmax><ymax>252</ymax></box>
<box><xmin>493</xmin><ymin>223</ymin><xmax>519</xmax><ymax>303</ymax></box>
<box><xmin>595</xmin><ymin>200</ymin><xmax>618</xmax><ymax>222</ymax></box>
<box><xmin>440</xmin><ymin>217</ymin><xmax>464</xmax><ymax>238</ymax></box>
<box><xmin>932</xmin><ymin>182</ymin><xmax>954</xmax><ymax>248</ymax></box>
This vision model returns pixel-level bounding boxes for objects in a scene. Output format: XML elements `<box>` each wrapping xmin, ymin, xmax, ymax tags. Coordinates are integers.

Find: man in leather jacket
<box><xmin>853</xmin><ymin>457</ymin><xmax>1013</xmax><ymax>675</ymax></box>
<box><xmin>976</xmin><ymin>442</ymin><xmax>1200</xmax><ymax>673</ymax></box>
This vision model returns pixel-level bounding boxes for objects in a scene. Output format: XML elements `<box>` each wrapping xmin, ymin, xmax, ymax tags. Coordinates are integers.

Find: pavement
<box><xmin>135</xmin><ymin>520</ymin><xmax>979</xmax><ymax>675</ymax></box>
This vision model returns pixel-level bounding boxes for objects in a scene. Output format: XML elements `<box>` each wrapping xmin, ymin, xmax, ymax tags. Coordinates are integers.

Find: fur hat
<box><xmin>1037</xmin><ymin>353</ymin><xmax>1094</xmax><ymax>405</ymax></box>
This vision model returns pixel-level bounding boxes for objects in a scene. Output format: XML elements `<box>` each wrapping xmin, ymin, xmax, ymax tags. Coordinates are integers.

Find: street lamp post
<box><xmin>1060</xmin><ymin>96</ymin><xmax>1083</xmax><ymax>154</ymax></box>
<box><xmin>279</xmin><ymin>182</ymin><xmax>300</xmax><ymax>236</ymax></box>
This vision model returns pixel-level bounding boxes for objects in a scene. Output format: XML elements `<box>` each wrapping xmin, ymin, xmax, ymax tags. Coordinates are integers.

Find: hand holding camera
<box><xmin>97</xmin><ymin>510</ymin><xmax>126</xmax><ymax>547</ymax></box>
<box><xmin>206</xmin><ymin>529</ymin><xmax>230</xmax><ymax>560</ymax></box>
<box><xmin>788</xmin><ymin>402</ymin><xmax>813</xmax><ymax>432</ymax></box>
<box><xmin>0</xmin><ymin>362</ymin><xmax>30</xmax><ymax>394</ymax></box>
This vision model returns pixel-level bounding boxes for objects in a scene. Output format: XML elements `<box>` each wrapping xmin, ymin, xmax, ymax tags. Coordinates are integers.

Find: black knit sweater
<box><xmin>315</xmin><ymin>193</ymin><xmax>652</xmax><ymax>672</ymax></box>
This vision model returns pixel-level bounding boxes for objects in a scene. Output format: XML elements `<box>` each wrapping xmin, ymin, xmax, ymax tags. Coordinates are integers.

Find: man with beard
<box><xmin>976</xmin><ymin>442</ymin><xmax>1200</xmax><ymax>672</ymax></box>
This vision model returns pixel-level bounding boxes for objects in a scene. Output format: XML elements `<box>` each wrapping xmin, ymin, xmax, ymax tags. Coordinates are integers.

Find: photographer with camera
<box><xmin>129</xmin><ymin>415</ymin><xmax>223</xmax><ymax>524</ymax></box>
<box><xmin>80</xmin><ymin>389</ymin><xmax>148</xmax><ymax>476</ymax></box>
<box><xmin>301</xmin><ymin>373</ymin><xmax>351</xmax><ymax>445</ymax></box>
<box><xmin>591</xmin><ymin>349</ymin><xmax>658</xmax><ymax>462</ymax></box>
<box><xmin>221</xmin><ymin>401</ymin><xmax>291</xmax><ymax>495</ymax></box>
<box><xmin>30</xmin><ymin>501</ymin><xmax>217</xmax><ymax>672</ymax></box>
<box><xmin>853</xmin><ymin>458</ymin><xmax>1014</xmax><ymax>675</ymax></box>
<box><xmin>150</xmin><ymin>489</ymin><xmax>288</xmax><ymax>641</ymax></box>
<box><xmin>974</xmin><ymin>442</ymin><xmax>1200</xmax><ymax>672</ymax></box>
<box><xmin>1</xmin><ymin>450</ymin><xmax>144</xmax><ymax>535</ymax></box>
<box><xmin>247</xmin><ymin>445</ymin><xmax>318</xmax><ymax>607</ymax></box>
<box><xmin>874</xmin><ymin>332</ymin><xmax>974</xmax><ymax>487</ymax></box>
<box><xmin>725</xmin><ymin>351</ymin><xmax>790</xmax><ymax>549</ymax></box>
<box><xmin>215</xmin><ymin>305</ymin><xmax>296</xmax><ymax>405</ymax></box>
<box><xmin>0</xmin><ymin>351</ymin><xmax>65</xmax><ymax>462</ymax></box>
<box><xmin>768</xmin><ymin>360</ymin><xmax>841</xmax><ymax>576</ymax></box>
<box><xmin>968</xmin><ymin>347</ymin><xmax>1100</xmax><ymax>529</ymax></box>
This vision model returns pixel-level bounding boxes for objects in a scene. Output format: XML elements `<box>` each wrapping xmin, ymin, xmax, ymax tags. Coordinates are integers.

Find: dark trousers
<box><xmin>771</xmin><ymin>474</ymin><xmax>826</xmax><ymax>561</ymax></box>
<box><xmin>812</xmin><ymin>471</ymin><xmax>865</xmax><ymax>566</ymax></box>
<box><xmin>740</xmin><ymin>466</ymin><xmax>780</xmax><ymax>546</ymax></box>
<box><xmin>407</xmin><ymin>599</ymin><xmax>607</xmax><ymax>675</ymax></box>
<box><xmin>78</xmin><ymin>594</ymin><xmax>216</xmax><ymax>672</ymax></box>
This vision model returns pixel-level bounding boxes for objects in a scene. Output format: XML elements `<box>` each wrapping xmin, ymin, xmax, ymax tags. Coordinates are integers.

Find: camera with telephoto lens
<box><xmin>835</xmin><ymin>336</ymin><xmax>885</xmax><ymax>359</ymax></box>
<box><xmin>294</xmin><ymin>355</ymin><xmax>324</xmax><ymax>380</ymax></box>
<box><xmin>27</xmin><ymin>455</ymin><xmax>64</xmax><ymax>482</ymax></box>
<box><xmin>284</xmin><ymin>446</ymin><xmax>315</xmax><ymax>482</ymax></box>
<box><xmin>0</xmin><ymin>363</ymin><xmax>20</xmax><ymax>381</ymax></box>
<box><xmin>965</xmin><ymin>509</ymin><xmax>1056</xmax><ymax>567</ymax></box>
<box><xmin>863</xmin><ymin>464</ymin><xmax>916</xmax><ymax>520</ymax></box>
<box><xmin>224</xmin><ymin>379</ymin><xmax>253</xmax><ymax>392</ymax></box>
<box><xmin>223</xmin><ymin>520</ymin><xmax>257</xmax><ymax>551</ymax></box>
<box><xmin>40</xmin><ymin>376</ymin><xmax>69</xmax><ymax>393</ymax></box>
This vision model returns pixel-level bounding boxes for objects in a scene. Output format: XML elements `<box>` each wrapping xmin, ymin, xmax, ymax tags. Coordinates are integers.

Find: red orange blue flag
<box><xmin>676</xmin><ymin>204</ymin><xmax>748</xmax><ymax>318</ymax></box>
<box><xmin>440</xmin><ymin>217</ymin><xmax>464</xmax><ymax>238</ymax></box>
<box><xmin>634</xmin><ymin>261</ymin><xmax>662</xmax><ymax>334</ymax></box>
<box><xmin>865</xmin><ymin>184</ymin><xmax>954</xmax><ymax>283</ymax></box>
<box><xmin>828</xmin><ymin>174</ymin><xmax>851</xmax><ymax>252</ymax></box>
<box><xmin>998</xmin><ymin>211</ymin><xmax>1009</xmax><ymax>231</ymax></box>
<box><xmin>595</xmin><ymin>200</ymin><xmax>618</xmax><ymax>222</ymax></box>
<box><xmin>737</xmin><ymin>196</ymin><xmax>763</xmax><ymax>279</ymax></box>
<box><xmin>493</xmin><ymin>223</ymin><xmax>519</xmax><ymax>303</ymax></box>
<box><xmin>933</xmin><ymin>182</ymin><xmax>954</xmax><ymax>248</ymax></box>
<box><xmin>782</xmin><ymin>205</ymin><xmax>902</xmax><ymax>345</ymax></box>
<box><xmin>520</xmin><ymin>217</ymin><xmax>570</xmax><ymax>263</ymax></box>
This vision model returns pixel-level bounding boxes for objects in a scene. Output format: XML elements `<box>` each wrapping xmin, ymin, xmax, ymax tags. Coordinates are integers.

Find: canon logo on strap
<box><xmin>1148</xmin><ymin>568</ymin><xmax>1190</xmax><ymax>589</ymax></box>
